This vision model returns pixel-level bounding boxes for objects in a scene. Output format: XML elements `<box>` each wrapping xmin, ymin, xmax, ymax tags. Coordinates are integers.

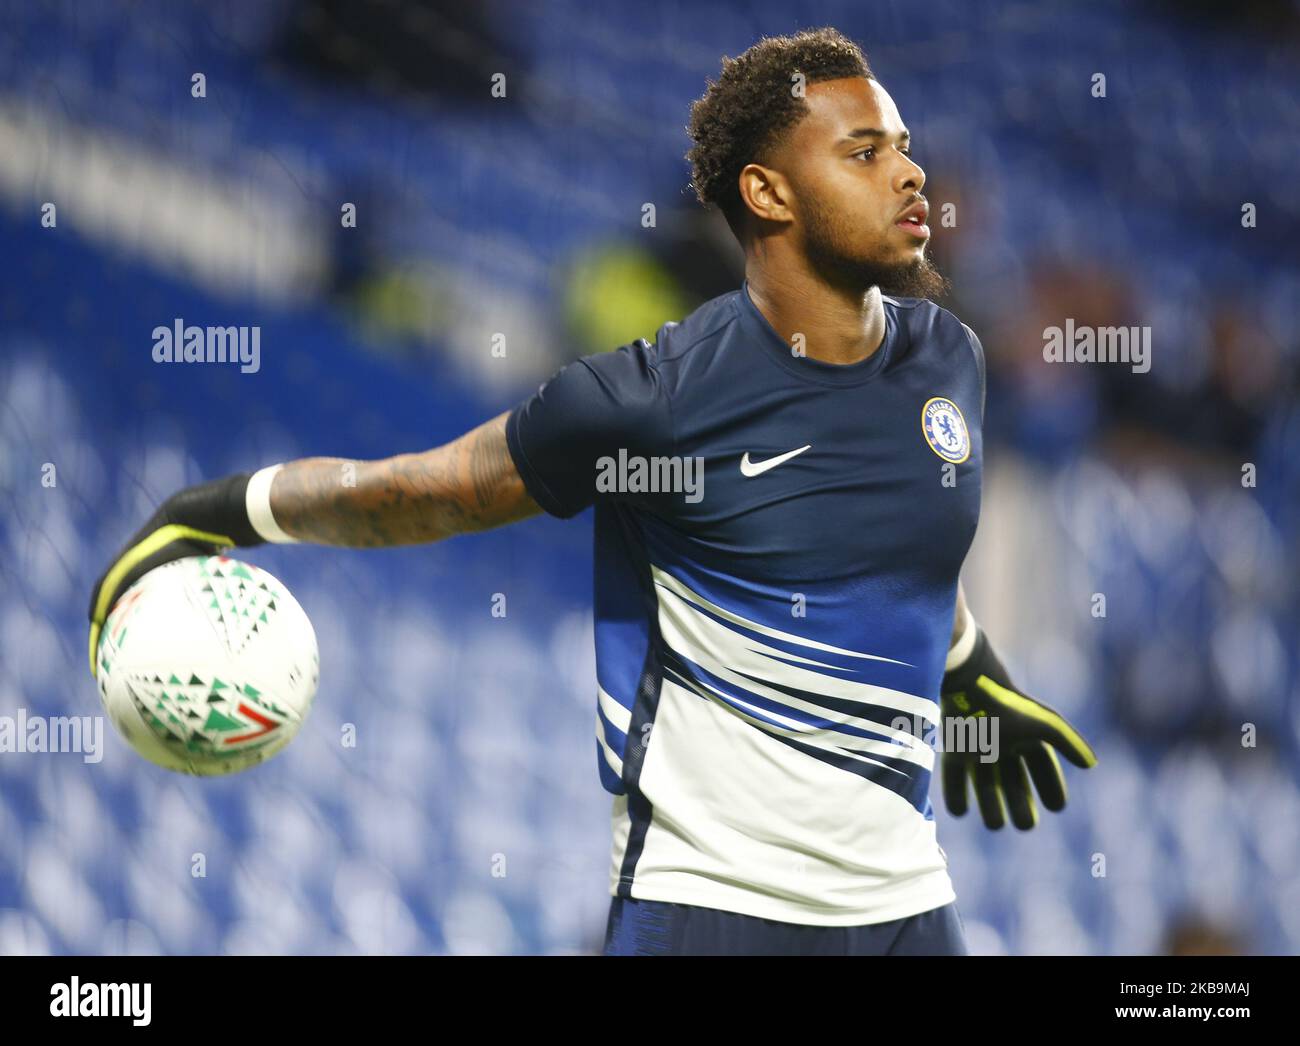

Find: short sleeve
<box><xmin>962</xmin><ymin>323</ymin><xmax>987</xmax><ymax>423</ymax></box>
<box><xmin>506</xmin><ymin>340</ymin><xmax>672</xmax><ymax>519</ymax></box>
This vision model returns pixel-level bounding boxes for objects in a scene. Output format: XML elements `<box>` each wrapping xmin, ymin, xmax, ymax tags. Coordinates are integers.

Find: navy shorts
<box><xmin>603</xmin><ymin>896</ymin><xmax>969</xmax><ymax>956</ymax></box>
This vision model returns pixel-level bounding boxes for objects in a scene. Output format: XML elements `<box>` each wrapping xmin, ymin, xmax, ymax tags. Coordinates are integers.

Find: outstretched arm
<box><xmin>268</xmin><ymin>412</ymin><xmax>540</xmax><ymax>547</ymax></box>
<box><xmin>88</xmin><ymin>411</ymin><xmax>540</xmax><ymax>674</ymax></box>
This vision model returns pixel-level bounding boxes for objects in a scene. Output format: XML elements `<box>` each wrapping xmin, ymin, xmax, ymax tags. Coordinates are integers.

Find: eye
<box><xmin>853</xmin><ymin>147</ymin><xmax>875</xmax><ymax>161</ymax></box>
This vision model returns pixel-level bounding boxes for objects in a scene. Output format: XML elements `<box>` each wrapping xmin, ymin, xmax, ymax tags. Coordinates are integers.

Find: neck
<box><xmin>744</xmin><ymin>244</ymin><xmax>886</xmax><ymax>366</ymax></box>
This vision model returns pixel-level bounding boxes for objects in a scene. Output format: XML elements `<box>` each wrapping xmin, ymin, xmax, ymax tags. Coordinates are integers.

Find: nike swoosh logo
<box><xmin>740</xmin><ymin>445</ymin><xmax>812</xmax><ymax>477</ymax></box>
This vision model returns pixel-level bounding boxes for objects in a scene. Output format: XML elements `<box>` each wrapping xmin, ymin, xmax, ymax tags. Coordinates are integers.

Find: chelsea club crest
<box><xmin>921</xmin><ymin>397</ymin><xmax>970</xmax><ymax>463</ymax></box>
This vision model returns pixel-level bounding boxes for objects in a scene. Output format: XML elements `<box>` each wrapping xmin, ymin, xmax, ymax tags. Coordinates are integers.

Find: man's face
<box><xmin>778</xmin><ymin>77</ymin><xmax>944</xmax><ymax>297</ymax></box>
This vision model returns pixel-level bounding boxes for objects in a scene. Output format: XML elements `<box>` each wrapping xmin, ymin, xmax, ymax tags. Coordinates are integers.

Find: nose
<box><xmin>894</xmin><ymin>153</ymin><xmax>926</xmax><ymax>196</ymax></box>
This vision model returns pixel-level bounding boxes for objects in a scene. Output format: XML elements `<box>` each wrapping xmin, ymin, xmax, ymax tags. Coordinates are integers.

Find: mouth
<box><xmin>895</xmin><ymin>201</ymin><xmax>930</xmax><ymax>240</ymax></box>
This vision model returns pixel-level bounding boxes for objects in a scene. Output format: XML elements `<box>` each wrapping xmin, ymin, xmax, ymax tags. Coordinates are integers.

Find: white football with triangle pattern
<box><xmin>95</xmin><ymin>555</ymin><xmax>319</xmax><ymax>775</ymax></box>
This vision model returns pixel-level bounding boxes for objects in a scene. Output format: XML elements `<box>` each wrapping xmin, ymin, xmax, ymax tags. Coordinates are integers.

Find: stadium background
<box><xmin>1</xmin><ymin>0</ymin><xmax>1297</xmax><ymax>955</ymax></box>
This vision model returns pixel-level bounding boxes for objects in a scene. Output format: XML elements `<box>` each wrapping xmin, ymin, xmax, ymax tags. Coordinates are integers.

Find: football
<box><xmin>94</xmin><ymin>555</ymin><xmax>319</xmax><ymax>775</ymax></box>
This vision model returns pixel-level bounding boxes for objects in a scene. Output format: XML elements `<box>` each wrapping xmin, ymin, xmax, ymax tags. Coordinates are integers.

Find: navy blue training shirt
<box><xmin>506</xmin><ymin>281</ymin><xmax>984</xmax><ymax>925</ymax></box>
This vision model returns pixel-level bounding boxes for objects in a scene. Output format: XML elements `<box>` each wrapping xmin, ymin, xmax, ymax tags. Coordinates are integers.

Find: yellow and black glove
<box><xmin>940</xmin><ymin>625</ymin><xmax>1097</xmax><ymax>830</ymax></box>
<box><xmin>87</xmin><ymin>473</ymin><xmax>264</xmax><ymax>678</ymax></box>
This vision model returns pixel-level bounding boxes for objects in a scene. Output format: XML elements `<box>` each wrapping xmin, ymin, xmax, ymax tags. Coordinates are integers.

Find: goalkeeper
<box><xmin>90</xmin><ymin>28</ymin><xmax>1098</xmax><ymax>956</ymax></box>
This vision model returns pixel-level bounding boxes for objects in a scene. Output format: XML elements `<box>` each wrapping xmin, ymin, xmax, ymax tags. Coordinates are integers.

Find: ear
<box><xmin>737</xmin><ymin>162</ymin><xmax>795</xmax><ymax>225</ymax></box>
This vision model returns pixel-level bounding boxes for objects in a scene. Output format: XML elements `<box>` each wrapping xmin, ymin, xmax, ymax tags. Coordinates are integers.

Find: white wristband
<box><xmin>945</xmin><ymin>610</ymin><xmax>979</xmax><ymax>671</ymax></box>
<box><xmin>246</xmin><ymin>464</ymin><xmax>299</xmax><ymax>544</ymax></box>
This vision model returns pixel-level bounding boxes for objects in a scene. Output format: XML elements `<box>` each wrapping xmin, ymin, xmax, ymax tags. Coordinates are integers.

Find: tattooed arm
<box><xmin>268</xmin><ymin>412</ymin><xmax>541</xmax><ymax>547</ymax></box>
<box><xmin>87</xmin><ymin>412</ymin><xmax>540</xmax><ymax>673</ymax></box>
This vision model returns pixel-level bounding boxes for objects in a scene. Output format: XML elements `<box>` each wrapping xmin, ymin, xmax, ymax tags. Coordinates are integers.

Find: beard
<box><xmin>802</xmin><ymin>197</ymin><xmax>949</xmax><ymax>300</ymax></box>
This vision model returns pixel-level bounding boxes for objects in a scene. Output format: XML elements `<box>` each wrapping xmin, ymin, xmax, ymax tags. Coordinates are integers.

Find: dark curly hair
<box><xmin>687</xmin><ymin>28</ymin><xmax>873</xmax><ymax>236</ymax></box>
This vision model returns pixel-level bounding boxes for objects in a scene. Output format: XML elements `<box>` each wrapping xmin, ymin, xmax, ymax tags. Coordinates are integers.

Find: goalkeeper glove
<box><xmin>87</xmin><ymin>472</ymin><xmax>269</xmax><ymax>678</ymax></box>
<box><xmin>939</xmin><ymin>620</ymin><xmax>1097</xmax><ymax>830</ymax></box>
